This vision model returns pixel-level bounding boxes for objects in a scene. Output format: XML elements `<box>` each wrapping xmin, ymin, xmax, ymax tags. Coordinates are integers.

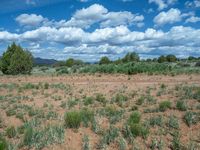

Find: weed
<box><xmin>159</xmin><ymin>101</ymin><xmax>172</xmax><ymax>112</ymax></box>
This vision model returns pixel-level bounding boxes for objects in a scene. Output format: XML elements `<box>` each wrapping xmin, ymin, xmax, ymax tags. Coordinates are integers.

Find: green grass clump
<box><xmin>80</xmin><ymin>109</ymin><xmax>94</xmax><ymax>127</ymax></box>
<box><xmin>114</xmin><ymin>93</ymin><xmax>128</xmax><ymax>107</ymax></box>
<box><xmin>176</xmin><ymin>100</ymin><xmax>187</xmax><ymax>111</ymax></box>
<box><xmin>6</xmin><ymin>109</ymin><xmax>16</xmax><ymax>116</ymax></box>
<box><xmin>64</xmin><ymin>111</ymin><xmax>81</xmax><ymax>128</ymax></box>
<box><xmin>82</xmin><ymin>135</ymin><xmax>90</xmax><ymax>150</ymax></box>
<box><xmin>168</xmin><ymin>115</ymin><xmax>179</xmax><ymax>129</ymax></box>
<box><xmin>23</xmin><ymin>125</ymin><xmax>64</xmax><ymax>149</ymax></box>
<box><xmin>129</xmin><ymin>123</ymin><xmax>149</xmax><ymax>138</ymax></box>
<box><xmin>128</xmin><ymin>111</ymin><xmax>141</xmax><ymax>124</ymax></box>
<box><xmin>159</xmin><ymin>101</ymin><xmax>172</xmax><ymax>112</ymax></box>
<box><xmin>6</xmin><ymin>126</ymin><xmax>17</xmax><ymax>138</ymax></box>
<box><xmin>0</xmin><ymin>136</ymin><xmax>8</xmax><ymax>150</ymax></box>
<box><xmin>95</xmin><ymin>93</ymin><xmax>106</xmax><ymax>105</ymax></box>
<box><xmin>83</xmin><ymin>97</ymin><xmax>94</xmax><ymax>106</ymax></box>
<box><xmin>184</xmin><ymin>111</ymin><xmax>199</xmax><ymax>127</ymax></box>
<box><xmin>148</xmin><ymin>115</ymin><xmax>163</xmax><ymax>127</ymax></box>
<box><xmin>127</xmin><ymin>111</ymin><xmax>149</xmax><ymax>138</ymax></box>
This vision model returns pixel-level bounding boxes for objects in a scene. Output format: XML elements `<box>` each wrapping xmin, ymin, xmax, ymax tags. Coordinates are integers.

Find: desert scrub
<box><xmin>159</xmin><ymin>101</ymin><xmax>172</xmax><ymax>112</ymax></box>
<box><xmin>23</xmin><ymin>125</ymin><xmax>64</xmax><ymax>149</ymax></box>
<box><xmin>6</xmin><ymin>126</ymin><xmax>17</xmax><ymax>138</ymax></box>
<box><xmin>64</xmin><ymin>111</ymin><xmax>81</xmax><ymax>128</ymax></box>
<box><xmin>81</xmin><ymin>109</ymin><xmax>94</xmax><ymax>127</ymax></box>
<box><xmin>171</xmin><ymin>131</ymin><xmax>182</xmax><ymax>150</ymax></box>
<box><xmin>118</xmin><ymin>137</ymin><xmax>127</xmax><ymax>150</ymax></box>
<box><xmin>176</xmin><ymin>100</ymin><xmax>187</xmax><ymax>111</ymax></box>
<box><xmin>183</xmin><ymin>111</ymin><xmax>199</xmax><ymax>127</ymax></box>
<box><xmin>6</xmin><ymin>109</ymin><xmax>16</xmax><ymax>116</ymax></box>
<box><xmin>150</xmin><ymin>138</ymin><xmax>165</xmax><ymax>150</ymax></box>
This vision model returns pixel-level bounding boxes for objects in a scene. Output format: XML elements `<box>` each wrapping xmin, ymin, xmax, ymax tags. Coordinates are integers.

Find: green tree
<box><xmin>158</xmin><ymin>55</ymin><xmax>167</xmax><ymax>63</ymax></box>
<box><xmin>166</xmin><ymin>54</ymin><xmax>177</xmax><ymax>62</ymax></box>
<box><xmin>122</xmin><ymin>52</ymin><xmax>140</xmax><ymax>63</ymax></box>
<box><xmin>0</xmin><ymin>42</ymin><xmax>33</xmax><ymax>75</ymax></box>
<box><xmin>99</xmin><ymin>56</ymin><xmax>111</xmax><ymax>65</ymax></box>
<box><xmin>66</xmin><ymin>58</ymin><xmax>74</xmax><ymax>67</ymax></box>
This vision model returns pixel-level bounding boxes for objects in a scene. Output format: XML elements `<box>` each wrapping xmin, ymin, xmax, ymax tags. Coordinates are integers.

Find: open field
<box><xmin>0</xmin><ymin>74</ymin><xmax>200</xmax><ymax>150</ymax></box>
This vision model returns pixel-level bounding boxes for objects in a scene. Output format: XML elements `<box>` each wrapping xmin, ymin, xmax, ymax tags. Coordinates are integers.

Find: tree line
<box><xmin>0</xmin><ymin>43</ymin><xmax>200</xmax><ymax>75</ymax></box>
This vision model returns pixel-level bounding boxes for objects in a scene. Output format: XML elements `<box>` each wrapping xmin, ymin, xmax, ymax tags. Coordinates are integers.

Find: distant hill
<box><xmin>34</xmin><ymin>57</ymin><xmax>58</xmax><ymax>66</ymax></box>
<box><xmin>0</xmin><ymin>56</ymin><xmax>58</xmax><ymax>66</ymax></box>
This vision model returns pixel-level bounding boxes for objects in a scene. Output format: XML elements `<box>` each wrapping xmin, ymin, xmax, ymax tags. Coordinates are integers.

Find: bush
<box><xmin>64</xmin><ymin>111</ymin><xmax>81</xmax><ymax>128</ymax></box>
<box><xmin>176</xmin><ymin>100</ymin><xmax>187</xmax><ymax>111</ymax></box>
<box><xmin>99</xmin><ymin>56</ymin><xmax>111</xmax><ymax>65</ymax></box>
<box><xmin>6</xmin><ymin>126</ymin><xmax>17</xmax><ymax>138</ymax></box>
<box><xmin>159</xmin><ymin>101</ymin><xmax>172</xmax><ymax>112</ymax></box>
<box><xmin>0</xmin><ymin>42</ymin><xmax>33</xmax><ymax>75</ymax></box>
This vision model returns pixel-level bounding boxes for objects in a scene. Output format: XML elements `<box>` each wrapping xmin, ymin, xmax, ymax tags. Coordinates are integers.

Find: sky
<box><xmin>0</xmin><ymin>0</ymin><xmax>200</xmax><ymax>61</ymax></box>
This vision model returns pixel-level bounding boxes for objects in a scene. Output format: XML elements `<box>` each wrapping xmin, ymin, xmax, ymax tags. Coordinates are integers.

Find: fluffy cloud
<box><xmin>58</xmin><ymin>4</ymin><xmax>144</xmax><ymax>29</ymax></box>
<box><xmin>154</xmin><ymin>8</ymin><xmax>182</xmax><ymax>26</ymax></box>
<box><xmin>186</xmin><ymin>16</ymin><xmax>200</xmax><ymax>23</ymax></box>
<box><xmin>149</xmin><ymin>0</ymin><xmax>177</xmax><ymax>10</ymax></box>
<box><xmin>15</xmin><ymin>14</ymin><xmax>47</xmax><ymax>26</ymax></box>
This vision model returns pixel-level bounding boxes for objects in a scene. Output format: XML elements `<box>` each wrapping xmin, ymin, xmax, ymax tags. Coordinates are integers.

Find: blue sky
<box><xmin>0</xmin><ymin>0</ymin><xmax>200</xmax><ymax>61</ymax></box>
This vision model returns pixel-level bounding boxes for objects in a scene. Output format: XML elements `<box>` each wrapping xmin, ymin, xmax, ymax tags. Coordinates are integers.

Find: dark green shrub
<box><xmin>176</xmin><ymin>100</ymin><xmax>187</xmax><ymax>111</ymax></box>
<box><xmin>0</xmin><ymin>42</ymin><xmax>33</xmax><ymax>75</ymax></box>
<box><xmin>159</xmin><ymin>101</ymin><xmax>172</xmax><ymax>112</ymax></box>
<box><xmin>6</xmin><ymin>126</ymin><xmax>16</xmax><ymax>138</ymax></box>
<box><xmin>64</xmin><ymin>111</ymin><xmax>81</xmax><ymax>128</ymax></box>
